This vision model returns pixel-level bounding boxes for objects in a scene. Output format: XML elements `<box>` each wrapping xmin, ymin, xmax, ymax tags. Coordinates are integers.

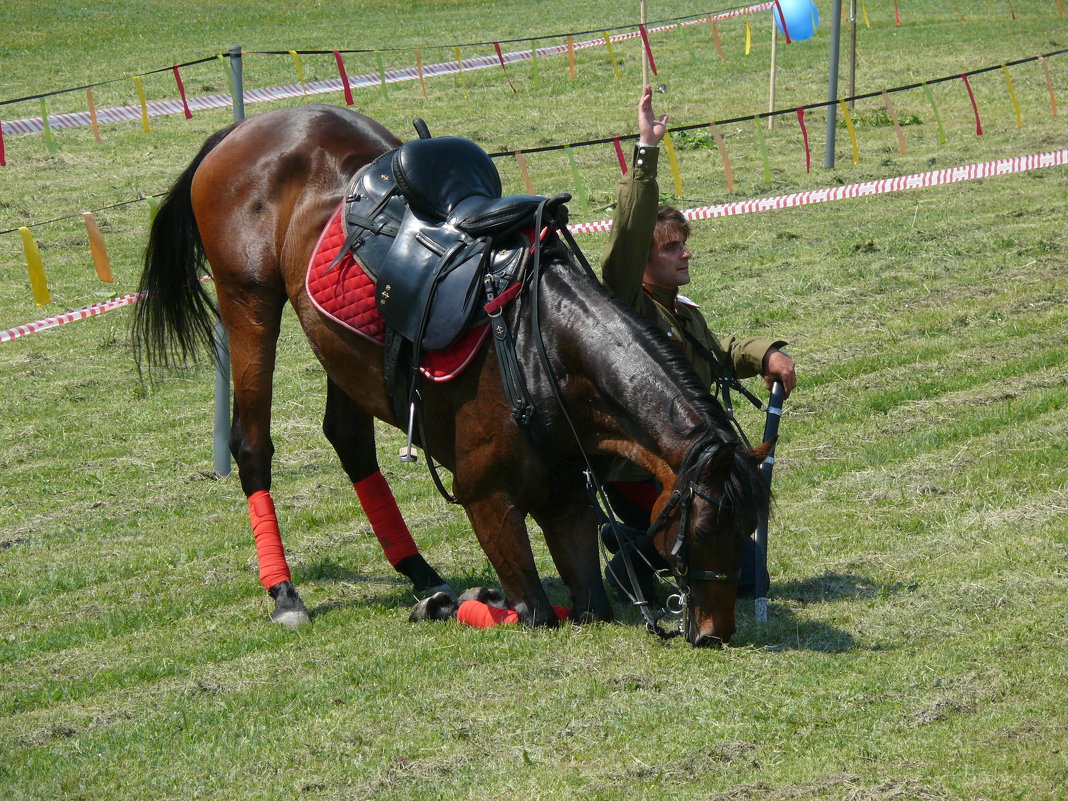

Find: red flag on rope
<box><xmin>961</xmin><ymin>74</ymin><xmax>983</xmax><ymax>135</ymax></box>
<box><xmin>493</xmin><ymin>42</ymin><xmax>518</xmax><ymax>93</ymax></box>
<box><xmin>772</xmin><ymin>0</ymin><xmax>793</xmax><ymax>44</ymax></box>
<box><xmin>172</xmin><ymin>66</ymin><xmax>193</xmax><ymax>119</ymax></box>
<box><xmin>613</xmin><ymin>138</ymin><xmax>628</xmax><ymax>174</ymax></box>
<box><xmin>0</xmin><ymin>119</ymin><xmax>6</xmax><ymax>166</ymax></box>
<box><xmin>638</xmin><ymin>24</ymin><xmax>658</xmax><ymax>75</ymax></box>
<box><xmin>796</xmin><ymin>108</ymin><xmax>810</xmax><ymax>172</ymax></box>
<box><xmin>333</xmin><ymin>52</ymin><xmax>354</xmax><ymax>105</ymax></box>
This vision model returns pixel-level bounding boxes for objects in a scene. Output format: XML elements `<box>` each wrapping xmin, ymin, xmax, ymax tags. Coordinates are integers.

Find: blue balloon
<box><xmin>774</xmin><ymin>0</ymin><xmax>820</xmax><ymax>42</ymax></box>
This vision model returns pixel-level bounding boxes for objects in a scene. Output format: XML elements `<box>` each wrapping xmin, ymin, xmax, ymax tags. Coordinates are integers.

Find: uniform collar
<box><xmin>643</xmin><ymin>282</ymin><xmax>679</xmax><ymax>312</ymax></box>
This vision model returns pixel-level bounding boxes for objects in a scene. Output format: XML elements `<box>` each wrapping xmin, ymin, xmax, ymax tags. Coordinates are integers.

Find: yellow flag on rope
<box><xmin>1001</xmin><ymin>65</ymin><xmax>1022</xmax><ymax>129</ymax></box>
<box><xmin>661</xmin><ymin>130</ymin><xmax>684</xmax><ymax>198</ymax></box>
<box><xmin>132</xmin><ymin>76</ymin><xmax>150</xmax><ymax>131</ymax></box>
<box><xmin>19</xmin><ymin>227</ymin><xmax>51</xmax><ymax>305</ymax></box>
<box><xmin>288</xmin><ymin>51</ymin><xmax>310</xmax><ymax>103</ymax></box>
<box><xmin>745</xmin><ymin>16</ymin><xmax>752</xmax><ymax>55</ymax></box>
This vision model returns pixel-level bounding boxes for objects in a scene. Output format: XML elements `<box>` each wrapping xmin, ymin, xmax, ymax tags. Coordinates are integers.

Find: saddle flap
<box><xmin>393</xmin><ymin>137</ymin><xmax>502</xmax><ymax>220</ymax></box>
<box><xmin>375</xmin><ymin>208</ymin><xmax>488</xmax><ymax>351</ymax></box>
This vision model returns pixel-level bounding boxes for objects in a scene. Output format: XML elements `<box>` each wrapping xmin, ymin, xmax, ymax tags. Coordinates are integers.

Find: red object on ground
<box><xmin>456</xmin><ymin>601</ymin><xmax>570</xmax><ymax>628</ymax></box>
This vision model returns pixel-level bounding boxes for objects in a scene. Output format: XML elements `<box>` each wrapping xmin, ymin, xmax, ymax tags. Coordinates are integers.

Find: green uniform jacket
<box><xmin>600</xmin><ymin>145</ymin><xmax>786</xmax><ymax>392</ymax></box>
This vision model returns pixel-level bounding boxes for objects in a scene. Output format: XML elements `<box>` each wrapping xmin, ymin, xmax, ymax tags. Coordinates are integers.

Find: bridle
<box><xmin>629</xmin><ymin>437</ymin><xmax>742</xmax><ymax>640</ymax></box>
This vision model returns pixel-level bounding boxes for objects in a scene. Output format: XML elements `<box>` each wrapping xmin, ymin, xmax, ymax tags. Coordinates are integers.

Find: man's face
<box><xmin>644</xmin><ymin>232</ymin><xmax>692</xmax><ymax>290</ymax></box>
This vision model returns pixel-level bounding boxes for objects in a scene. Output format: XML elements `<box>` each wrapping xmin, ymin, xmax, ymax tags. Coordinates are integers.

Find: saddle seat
<box><xmin>393</xmin><ymin>137</ymin><xmax>545</xmax><ymax>236</ymax></box>
<box><xmin>340</xmin><ymin>135</ymin><xmax>550</xmax><ymax>354</ymax></box>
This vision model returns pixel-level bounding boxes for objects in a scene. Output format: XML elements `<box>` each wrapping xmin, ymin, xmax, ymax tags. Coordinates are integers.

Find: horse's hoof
<box><xmin>457</xmin><ymin>586</ymin><xmax>506</xmax><ymax>608</ymax></box>
<box><xmin>413</xmin><ymin>582</ymin><xmax>455</xmax><ymax>602</ymax></box>
<box><xmin>409</xmin><ymin>591</ymin><xmax>458</xmax><ymax>622</ymax></box>
<box><xmin>268</xmin><ymin>580</ymin><xmax>311</xmax><ymax>627</ymax></box>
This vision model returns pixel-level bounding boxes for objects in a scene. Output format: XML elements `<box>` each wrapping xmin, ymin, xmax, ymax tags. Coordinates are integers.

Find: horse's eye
<box><xmin>694</xmin><ymin>525</ymin><xmax>718</xmax><ymax>543</ymax></box>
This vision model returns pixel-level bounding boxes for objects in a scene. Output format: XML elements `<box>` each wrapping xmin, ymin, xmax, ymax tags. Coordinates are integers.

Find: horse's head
<box><xmin>651</xmin><ymin>438</ymin><xmax>770</xmax><ymax>647</ymax></box>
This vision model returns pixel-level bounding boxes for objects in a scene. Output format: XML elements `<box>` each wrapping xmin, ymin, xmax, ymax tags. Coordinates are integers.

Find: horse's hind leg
<box><xmin>322</xmin><ymin>379</ymin><xmax>452</xmax><ymax>598</ymax></box>
<box><xmin>221</xmin><ymin>283</ymin><xmax>310</xmax><ymax>627</ymax></box>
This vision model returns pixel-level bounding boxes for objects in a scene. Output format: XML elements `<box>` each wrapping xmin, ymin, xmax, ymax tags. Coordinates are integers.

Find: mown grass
<box><xmin>2</xmin><ymin>1</ymin><xmax>1067</xmax><ymax>799</ymax></box>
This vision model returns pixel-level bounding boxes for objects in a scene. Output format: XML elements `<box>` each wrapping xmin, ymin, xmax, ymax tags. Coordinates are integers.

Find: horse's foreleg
<box><xmin>462</xmin><ymin>493</ymin><xmax>558</xmax><ymax>627</ymax></box>
<box><xmin>322</xmin><ymin>379</ymin><xmax>452</xmax><ymax>599</ymax></box>
<box><xmin>221</xmin><ymin>284</ymin><xmax>310</xmax><ymax>627</ymax></box>
<box><xmin>532</xmin><ymin>498</ymin><xmax>614</xmax><ymax>624</ymax></box>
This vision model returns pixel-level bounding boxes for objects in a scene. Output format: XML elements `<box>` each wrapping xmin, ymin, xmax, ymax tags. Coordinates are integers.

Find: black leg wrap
<box><xmin>394</xmin><ymin>554</ymin><xmax>454</xmax><ymax>600</ymax></box>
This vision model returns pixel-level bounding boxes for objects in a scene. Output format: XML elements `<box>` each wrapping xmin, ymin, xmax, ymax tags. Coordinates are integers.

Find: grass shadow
<box><xmin>774</xmin><ymin>571</ymin><xmax>918</xmax><ymax>604</ymax></box>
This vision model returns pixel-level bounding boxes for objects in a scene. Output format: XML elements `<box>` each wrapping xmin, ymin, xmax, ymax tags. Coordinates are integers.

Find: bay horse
<box><xmin>133</xmin><ymin>104</ymin><xmax>769</xmax><ymax>646</ymax></box>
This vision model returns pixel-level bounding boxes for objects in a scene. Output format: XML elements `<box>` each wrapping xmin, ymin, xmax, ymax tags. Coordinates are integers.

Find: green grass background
<box><xmin>1</xmin><ymin>2</ymin><xmax>1066</xmax><ymax>799</ymax></box>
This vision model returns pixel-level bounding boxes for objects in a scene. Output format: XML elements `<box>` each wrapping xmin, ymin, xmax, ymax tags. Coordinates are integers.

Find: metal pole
<box><xmin>823</xmin><ymin>0</ymin><xmax>844</xmax><ymax>168</ymax></box>
<box><xmin>754</xmin><ymin>380</ymin><xmax>786</xmax><ymax>624</ymax></box>
<box><xmin>849</xmin><ymin>0</ymin><xmax>857</xmax><ymax>109</ymax></box>
<box><xmin>228</xmin><ymin>44</ymin><xmax>245</xmax><ymax>121</ymax></box>
<box><xmin>212</xmin><ymin>44</ymin><xmax>244</xmax><ymax>477</ymax></box>
<box><xmin>213</xmin><ymin>323</ymin><xmax>232</xmax><ymax>476</ymax></box>
<box><xmin>768</xmin><ymin>17</ymin><xmax>778</xmax><ymax>130</ymax></box>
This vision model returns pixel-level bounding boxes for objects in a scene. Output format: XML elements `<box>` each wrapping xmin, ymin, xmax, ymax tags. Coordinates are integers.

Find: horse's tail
<box><xmin>131</xmin><ymin>121</ymin><xmax>241</xmax><ymax>372</ymax></box>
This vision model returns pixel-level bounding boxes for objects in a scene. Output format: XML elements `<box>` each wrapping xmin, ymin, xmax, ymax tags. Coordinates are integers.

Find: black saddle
<box><xmin>338</xmin><ymin>135</ymin><xmax>545</xmax><ymax>352</ymax></box>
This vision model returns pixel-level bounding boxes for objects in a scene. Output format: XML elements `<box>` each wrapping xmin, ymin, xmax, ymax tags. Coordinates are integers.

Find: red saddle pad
<box><xmin>306</xmin><ymin>203</ymin><xmax>489</xmax><ymax>382</ymax></box>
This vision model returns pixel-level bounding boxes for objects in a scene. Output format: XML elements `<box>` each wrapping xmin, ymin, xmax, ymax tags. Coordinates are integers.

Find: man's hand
<box><xmin>762</xmin><ymin>348</ymin><xmax>796</xmax><ymax>398</ymax></box>
<box><xmin>638</xmin><ymin>85</ymin><xmax>669</xmax><ymax>147</ymax></box>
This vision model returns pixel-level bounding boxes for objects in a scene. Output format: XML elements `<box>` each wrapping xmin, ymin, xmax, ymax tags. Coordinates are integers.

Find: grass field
<box><xmin>1</xmin><ymin>2</ymin><xmax>1066</xmax><ymax>799</ymax></box>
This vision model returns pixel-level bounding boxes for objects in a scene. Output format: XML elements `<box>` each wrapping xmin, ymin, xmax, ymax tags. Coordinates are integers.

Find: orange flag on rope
<box><xmin>416</xmin><ymin>49</ymin><xmax>428</xmax><ymax>99</ymax></box>
<box><xmin>882</xmin><ymin>89</ymin><xmax>907</xmax><ymax>155</ymax></box>
<box><xmin>514</xmin><ymin>152</ymin><xmax>535</xmax><ymax>194</ymax></box>
<box><xmin>708</xmin><ymin>17</ymin><xmax>726</xmax><ymax>61</ymax></box>
<box><xmin>82</xmin><ymin>212</ymin><xmax>113</xmax><ymax>283</ymax></box>
<box><xmin>709</xmin><ymin>122</ymin><xmax>734</xmax><ymax>191</ymax></box>
<box><xmin>1037</xmin><ymin>56</ymin><xmax>1058</xmax><ymax>117</ymax></box>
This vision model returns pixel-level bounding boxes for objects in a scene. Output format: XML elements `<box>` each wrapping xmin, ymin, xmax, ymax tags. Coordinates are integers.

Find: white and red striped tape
<box><xmin>1</xmin><ymin>4</ymin><xmax>774</xmax><ymax>137</ymax></box>
<box><xmin>3</xmin><ymin>145</ymin><xmax>1064</xmax><ymax>344</ymax></box>
<box><xmin>0</xmin><ymin>290</ymin><xmax>145</xmax><ymax>343</ymax></box>
<box><xmin>566</xmin><ymin>148</ymin><xmax>1068</xmax><ymax>234</ymax></box>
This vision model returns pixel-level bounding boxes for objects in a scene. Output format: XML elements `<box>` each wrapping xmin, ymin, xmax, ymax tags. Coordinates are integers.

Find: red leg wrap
<box><xmin>247</xmin><ymin>490</ymin><xmax>292</xmax><ymax>589</ymax></box>
<box><xmin>353</xmin><ymin>470</ymin><xmax>419</xmax><ymax>566</ymax></box>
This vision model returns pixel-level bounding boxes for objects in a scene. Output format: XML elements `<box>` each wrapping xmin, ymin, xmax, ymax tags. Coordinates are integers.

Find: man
<box><xmin>599</xmin><ymin>86</ymin><xmax>796</xmax><ymax>601</ymax></box>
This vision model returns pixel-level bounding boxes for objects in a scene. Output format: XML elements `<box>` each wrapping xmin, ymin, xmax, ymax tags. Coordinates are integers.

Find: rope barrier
<box><xmin>4</xmin><ymin>146</ymin><xmax>1064</xmax><ymax>344</ymax></box>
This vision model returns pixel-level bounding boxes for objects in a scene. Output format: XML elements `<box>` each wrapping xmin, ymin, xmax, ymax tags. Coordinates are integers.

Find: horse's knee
<box><xmin>230</xmin><ymin>421</ymin><xmax>274</xmax><ymax>490</ymax></box>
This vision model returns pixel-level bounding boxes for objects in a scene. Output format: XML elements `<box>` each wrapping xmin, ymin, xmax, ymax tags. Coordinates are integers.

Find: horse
<box><xmin>132</xmin><ymin>103</ymin><xmax>770</xmax><ymax>647</ymax></box>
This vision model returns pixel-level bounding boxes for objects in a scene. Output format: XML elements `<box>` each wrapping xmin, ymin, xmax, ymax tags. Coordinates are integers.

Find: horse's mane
<box><xmin>543</xmin><ymin>247</ymin><xmax>739</xmax><ymax>443</ymax></box>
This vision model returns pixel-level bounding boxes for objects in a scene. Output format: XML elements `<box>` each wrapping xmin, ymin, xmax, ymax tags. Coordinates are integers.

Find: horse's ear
<box><xmin>703</xmin><ymin>442</ymin><xmax>736</xmax><ymax>476</ymax></box>
<box><xmin>749</xmin><ymin>437</ymin><xmax>777</xmax><ymax>464</ymax></box>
